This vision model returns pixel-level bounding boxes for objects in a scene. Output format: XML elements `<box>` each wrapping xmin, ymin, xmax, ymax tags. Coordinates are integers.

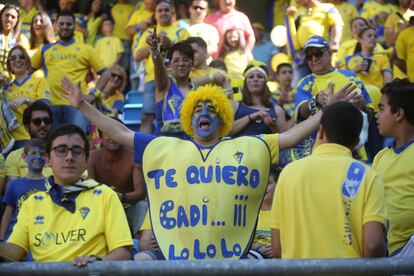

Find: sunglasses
<box><xmin>31</xmin><ymin>117</ymin><xmax>52</xmax><ymax>126</ymax></box>
<box><xmin>305</xmin><ymin>49</ymin><xmax>328</xmax><ymax>61</ymax></box>
<box><xmin>192</xmin><ymin>5</ymin><xmax>206</xmax><ymax>10</ymax></box>
<box><xmin>52</xmin><ymin>145</ymin><xmax>85</xmax><ymax>158</ymax></box>
<box><xmin>111</xmin><ymin>73</ymin><xmax>123</xmax><ymax>80</ymax></box>
<box><xmin>9</xmin><ymin>54</ymin><xmax>26</xmax><ymax>61</ymax></box>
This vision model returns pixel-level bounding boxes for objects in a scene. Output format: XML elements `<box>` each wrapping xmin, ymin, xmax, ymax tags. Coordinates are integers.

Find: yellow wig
<box><xmin>180</xmin><ymin>85</ymin><xmax>234</xmax><ymax>138</ymax></box>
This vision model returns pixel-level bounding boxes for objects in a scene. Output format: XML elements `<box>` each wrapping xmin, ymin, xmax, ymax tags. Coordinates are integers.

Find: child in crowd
<box><xmin>220</xmin><ymin>28</ymin><xmax>253</xmax><ymax>94</ymax></box>
<box><xmin>248</xmin><ymin>168</ymin><xmax>280</xmax><ymax>259</ymax></box>
<box><xmin>373</xmin><ymin>78</ymin><xmax>414</xmax><ymax>257</ymax></box>
<box><xmin>0</xmin><ymin>139</ymin><xmax>47</xmax><ymax>241</ymax></box>
<box><xmin>273</xmin><ymin>63</ymin><xmax>296</xmax><ymax>121</ymax></box>
<box><xmin>95</xmin><ymin>17</ymin><xmax>124</xmax><ymax>67</ymax></box>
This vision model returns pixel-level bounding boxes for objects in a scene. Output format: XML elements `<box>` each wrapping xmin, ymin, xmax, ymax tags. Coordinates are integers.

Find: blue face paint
<box><xmin>192</xmin><ymin>101</ymin><xmax>221</xmax><ymax>139</ymax></box>
<box><xmin>25</xmin><ymin>146</ymin><xmax>46</xmax><ymax>173</ymax></box>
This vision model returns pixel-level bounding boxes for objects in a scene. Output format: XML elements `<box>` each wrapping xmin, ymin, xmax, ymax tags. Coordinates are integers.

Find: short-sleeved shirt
<box><xmin>335</xmin><ymin>2</ymin><xmax>358</xmax><ymax>43</ymax></box>
<box><xmin>4</xmin><ymin>148</ymin><xmax>53</xmax><ymax>178</ymax></box>
<box><xmin>86</xmin><ymin>16</ymin><xmax>103</xmax><ymax>46</ymax></box>
<box><xmin>252</xmin><ymin>40</ymin><xmax>278</xmax><ymax>67</ymax></box>
<box><xmin>31</xmin><ymin>39</ymin><xmax>106</xmax><ymax>106</ymax></box>
<box><xmin>95</xmin><ymin>36</ymin><xmax>124</xmax><ymax>67</ymax></box>
<box><xmin>3</xmin><ymin>76</ymin><xmax>51</xmax><ymax>140</ymax></box>
<box><xmin>395</xmin><ymin>26</ymin><xmax>414</xmax><ymax>82</ymax></box>
<box><xmin>136</xmin><ymin>25</ymin><xmax>190</xmax><ymax>83</ymax></box>
<box><xmin>188</xmin><ymin>23</ymin><xmax>220</xmax><ymax>57</ymax></box>
<box><xmin>345</xmin><ymin>52</ymin><xmax>391</xmax><ymax>89</ymax></box>
<box><xmin>0</xmin><ymin>154</ymin><xmax>5</xmax><ymax>178</ymax></box>
<box><xmin>8</xmin><ymin>182</ymin><xmax>133</xmax><ymax>262</ymax></box>
<box><xmin>19</xmin><ymin>7</ymin><xmax>38</xmax><ymax>39</ymax></box>
<box><xmin>296</xmin><ymin>3</ymin><xmax>343</xmax><ymax>48</ymax></box>
<box><xmin>2</xmin><ymin>177</ymin><xmax>46</xmax><ymax>240</ymax></box>
<box><xmin>372</xmin><ymin>141</ymin><xmax>414</xmax><ymax>255</ymax></box>
<box><xmin>271</xmin><ymin>143</ymin><xmax>388</xmax><ymax>258</ymax></box>
<box><xmin>125</xmin><ymin>7</ymin><xmax>153</xmax><ymax>51</ymax></box>
<box><xmin>111</xmin><ymin>3</ymin><xmax>134</xmax><ymax>41</ymax></box>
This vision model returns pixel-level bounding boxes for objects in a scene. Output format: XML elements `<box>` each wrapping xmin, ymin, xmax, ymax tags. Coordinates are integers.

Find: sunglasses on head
<box><xmin>31</xmin><ymin>117</ymin><xmax>52</xmax><ymax>126</ymax></box>
<box><xmin>305</xmin><ymin>48</ymin><xmax>328</xmax><ymax>61</ymax></box>
<box><xmin>111</xmin><ymin>73</ymin><xmax>123</xmax><ymax>80</ymax></box>
<box><xmin>9</xmin><ymin>54</ymin><xmax>26</xmax><ymax>62</ymax></box>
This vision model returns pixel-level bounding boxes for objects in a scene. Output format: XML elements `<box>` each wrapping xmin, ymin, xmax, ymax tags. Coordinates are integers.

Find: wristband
<box><xmin>308</xmin><ymin>95</ymin><xmax>321</xmax><ymax>115</ymax></box>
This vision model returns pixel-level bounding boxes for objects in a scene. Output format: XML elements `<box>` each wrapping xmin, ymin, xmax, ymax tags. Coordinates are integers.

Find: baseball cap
<box><xmin>303</xmin><ymin>36</ymin><xmax>330</xmax><ymax>52</ymax></box>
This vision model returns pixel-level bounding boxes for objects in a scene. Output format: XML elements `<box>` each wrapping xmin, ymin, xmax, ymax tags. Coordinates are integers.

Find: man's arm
<box><xmin>363</xmin><ymin>221</ymin><xmax>386</xmax><ymax>257</ymax></box>
<box><xmin>271</xmin><ymin>229</ymin><xmax>282</xmax><ymax>258</ymax></box>
<box><xmin>124</xmin><ymin>164</ymin><xmax>146</xmax><ymax>203</ymax></box>
<box><xmin>0</xmin><ymin>205</ymin><xmax>14</xmax><ymax>241</ymax></box>
<box><xmin>279</xmin><ymin>83</ymin><xmax>357</xmax><ymax>150</ymax></box>
<box><xmin>0</xmin><ymin>243</ymin><xmax>26</xmax><ymax>262</ymax></box>
<box><xmin>73</xmin><ymin>246</ymin><xmax>131</xmax><ymax>267</ymax></box>
<box><xmin>62</xmin><ymin>78</ymin><xmax>134</xmax><ymax>148</ymax></box>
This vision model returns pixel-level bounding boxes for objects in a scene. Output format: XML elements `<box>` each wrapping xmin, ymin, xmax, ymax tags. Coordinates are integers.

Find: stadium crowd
<box><xmin>0</xmin><ymin>0</ymin><xmax>413</xmax><ymax>266</ymax></box>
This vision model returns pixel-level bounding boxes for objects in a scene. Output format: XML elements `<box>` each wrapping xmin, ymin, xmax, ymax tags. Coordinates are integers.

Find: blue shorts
<box><xmin>142</xmin><ymin>81</ymin><xmax>156</xmax><ymax>114</ymax></box>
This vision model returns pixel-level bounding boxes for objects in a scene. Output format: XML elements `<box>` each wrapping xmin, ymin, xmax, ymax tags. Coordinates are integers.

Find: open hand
<box><xmin>326</xmin><ymin>82</ymin><xmax>357</xmax><ymax>105</ymax></box>
<box><xmin>62</xmin><ymin>77</ymin><xmax>83</xmax><ymax>108</ymax></box>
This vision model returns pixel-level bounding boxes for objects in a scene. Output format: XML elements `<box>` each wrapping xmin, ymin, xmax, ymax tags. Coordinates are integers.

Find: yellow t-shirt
<box><xmin>103</xmin><ymin>90</ymin><xmax>125</xmax><ymax>113</ymax></box>
<box><xmin>4</xmin><ymin>148</ymin><xmax>53</xmax><ymax>178</ymax></box>
<box><xmin>86</xmin><ymin>16</ymin><xmax>103</xmax><ymax>46</ymax></box>
<box><xmin>395</xmin><ymin>26</ymin><xmax>414</xmax><ymax>82</ymax></box>
<box><xmin>223</xmin><ymin>51</ymin><xmax>251</xmax><ymax>90</ymax></box>
<box><xmin>361</xmin><ymin>1</ymin><xmax>397</xmax><ymax>21</ymax></box>
<box><xmin>95</xmin><ymin>36</ymin><xmax>124</xmax><ymax>67</ymax></box>
<box><xmin>345</xmin><ymin>53</ymin><xmax>391</xmax><ymax>89</ymax></box>
<box><xmin>136</xmin><ymin>25</ymin><xmax>190</xmax><ymax>83</ymax></box>
<box><xmin>4</xmin><ymin>76</ymin><xmax>51</xmax><ymax>140</ymax></box>
<box><xmin>8</xmin><ymin>183</ymin><xmax>133</xmax><ymax>262</ymax></box>
<box><xmin>337</xmin><ymin>39</ymin><xmax>384</xmax><ymax>69</ymax></box>
<box><xmin>111</xmin><ymin>3</ymin><xmax>134</xmax><ymax>41</ymax></box>
<box><xmin>125</xmin><ymin>8</ymin><xmax>154</xmax><ymax>51</ymax></box>
<box><xmin>253</xmin><ymin>210</ymin><xmax>271</xmax><ymax>246</ymax></box>
<box><xmin>31</xmin><ymin>39</ymin><xmax>106</xmax><ymax>105</ymax></box>
<box><xmin>19</xmin><ymin>7</ymin><xmax>38</xmax><ymax>39</ymax></box>
<box><xmin>0</xmin><ymin>153</ymin><xmax>5</xmax><ymax>178</ymax></box>
<box><xmin>372</xmin><ymin>142</ymin><xmax>414</xmax><ymax>255</ymax></box>
<box><xmin>271</xmin><ymin>143</ymin><xmax>387</xmax><ymax>258</ymax></box>
<box><xmin>335</xmin><ymin>2</ymin><xmax>358</xmax><ymax>43</ymax></box>
<box><xmin>297</xmin><ymin>3</ymin><xmax>343</xmax><ymax>48</ymax></box>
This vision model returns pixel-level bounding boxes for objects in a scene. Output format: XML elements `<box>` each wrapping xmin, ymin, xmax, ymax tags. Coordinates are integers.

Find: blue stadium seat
<box><xmin>121</xmin><ymin>103</ymin><xmax>143</xmax><ymax>131</ymax></box>
<box><xmin>125</xmin><ymin>90</ymin><xmax>144</xmax><ymax>104</ymax></box>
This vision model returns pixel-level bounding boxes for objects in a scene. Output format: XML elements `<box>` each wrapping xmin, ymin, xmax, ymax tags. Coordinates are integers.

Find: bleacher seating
<box><xmin>122</xmin><ymin>90</ymin><xmax>144</xmax><ymax>131</ymax></box>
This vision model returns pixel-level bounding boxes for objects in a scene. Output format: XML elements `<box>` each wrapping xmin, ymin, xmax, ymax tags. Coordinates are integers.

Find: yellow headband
<box><xmin>180</xmin><ymin>85</ymin><xmax>234</xmax><ymax>138</ymax></box>
<box><xmin>243</xmin><ymin>66</ymin><xmax>268</xmax><ymax>79</ymax></box>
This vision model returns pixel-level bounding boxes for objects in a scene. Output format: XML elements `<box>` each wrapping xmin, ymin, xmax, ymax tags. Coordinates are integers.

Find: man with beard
<box><xmin>31</xmin><ymin>10</ymin><xmax>106</xmax><ymax>133</ymax></box>
<box><xmin>4</xmin><ymin>101</ymin><xmax>53</xmax><ymax>187</ymax></box>
<box><xmin>87</xmin><ymin>118</ymin><xmax>147</xmax><ymax>238</ymax></box>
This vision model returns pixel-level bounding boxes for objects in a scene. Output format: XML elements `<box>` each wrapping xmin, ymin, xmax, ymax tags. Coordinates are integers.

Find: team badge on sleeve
<box><xmin>342</xmin><ymin>162</ymin><xmax>366</xmax><ymax>199</ymax></box>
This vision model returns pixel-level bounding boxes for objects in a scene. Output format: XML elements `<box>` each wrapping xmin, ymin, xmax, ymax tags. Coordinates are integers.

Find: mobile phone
<box><xmin>363</xmin><ymin>57</ymin><xmax>372</xmax><ymax>73</ymax></box>
<box><xmin>153</xmin><ymin>25</ymin><xmax>157</xmax><ymax>37</ymax></box>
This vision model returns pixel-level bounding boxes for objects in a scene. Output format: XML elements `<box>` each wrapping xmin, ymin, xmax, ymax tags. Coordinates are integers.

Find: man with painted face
<box><xmin>0</xmin><ymin>139</ymin><xmax>47</xmax><ymax>242</ymax></box>
<box><xmin>62</xmin><ymin>77</ymin><xmax>356</xmax><ymax>260</ymax></box>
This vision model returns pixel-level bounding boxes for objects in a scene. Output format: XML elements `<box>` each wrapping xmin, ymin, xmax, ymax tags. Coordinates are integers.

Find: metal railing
<box><xmin>1</xmin><ymin>258</ymin><xmax>414</xmax><ymax>275</ymax></box>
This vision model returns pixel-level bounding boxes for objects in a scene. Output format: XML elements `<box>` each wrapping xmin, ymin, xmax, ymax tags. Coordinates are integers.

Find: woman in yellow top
<box><xmin>220</xmin><ymin>28</ymin><xmax>253</xmax><ymax>93</ymax></box>
<box><xmin>86</xmin><ymin>0</ymin><xmax>105</xmax><ymax>46</ymax></box>
<box><xmin>0</xmin><ymin>4</ymin><xmax>30</xmax><ymax>78</ymax></box>
<box><xmin>345</xmin><ymin>27</ymin><xmax>392</xmax><ymax>90</ymax></box>
<box><xmin>28</xmin><ymin>12</ymin><xmax>55</xmax><ymax>79</ymax></box>
<box><xmin>28</xmin><ymin>12</ymin><xmax>54</xmax><ymax>55</ymax></box>
<box><xmin>336</xmin><ymin>17</ymin><xmax>384</xmax><ymax>69</ymax></box>
<box><xmin>3</xmin><ymin>45</ymin><xmax>51</xmax><ymax>151</ymax></box>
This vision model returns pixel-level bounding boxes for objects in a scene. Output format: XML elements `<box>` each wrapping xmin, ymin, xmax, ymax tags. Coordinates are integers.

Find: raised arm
<box><xmin>62</xmin><ymin>77</ymin><xmax>134</xmax><ymax>148</ymax></box>
<box><xmin>147</xmin><ymin>26</ymin><xmax>170</xmax><ymax>101</ymax></box>
<box><xmin>279</xmin><ymin>83</ymin><xmax>357</xmax><ymax>150</ymax></box>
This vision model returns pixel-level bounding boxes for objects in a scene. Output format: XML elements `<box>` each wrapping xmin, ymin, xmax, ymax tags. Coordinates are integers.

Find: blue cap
<box><xmin>303</xmin><ymin>36</ymin><xmax>330</xmax><ymax>52</ymax></box>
